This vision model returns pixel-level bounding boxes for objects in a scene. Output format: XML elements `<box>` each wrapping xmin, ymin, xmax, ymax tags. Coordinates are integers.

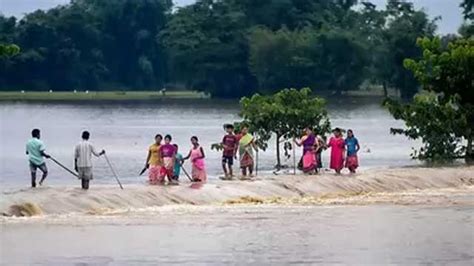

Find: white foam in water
<box><xmin>1</xmin><ymin>166</ymin><xmax>472</xmax><ymax>218</ymax></box>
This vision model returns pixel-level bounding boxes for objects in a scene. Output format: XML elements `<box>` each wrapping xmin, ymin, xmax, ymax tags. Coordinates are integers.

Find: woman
<box><xmin>144</xmin><ymin>134</ymin><xmax>163</xmax><ymax>184</ymax></box>
<box><xmin>238</xmin><ymin>125</ymin><xmax>256</xmax><ymax>178</ymax></box>
<box><xmin>345</xmin><ymin>129</ymin><xmax>360</xmax><ymax>173</ymax></box>
<box><xmin>159</xmin><ymin>134</ymin><xmax>177</xmax><ymax>183</ymax></box>
<box><xmin>294</xmin><ymin>127</ymin><xmax>317</xmax><ymax>174</ymax></box>
<box><xmin>327</xmin><ymin>128</ymin><xmax>345</xmax><ymax>174</ymax></box>
<box><xmin>183</xmin><ymin>136</ymin><xmax>207</xmax><ymax>182</ymax></box>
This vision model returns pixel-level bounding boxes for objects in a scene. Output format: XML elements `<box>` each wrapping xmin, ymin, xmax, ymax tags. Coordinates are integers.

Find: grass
<box><xmin>0</xmin><ymin>90</ymin><xmax>210</xmax><ymax>101</ymax></box>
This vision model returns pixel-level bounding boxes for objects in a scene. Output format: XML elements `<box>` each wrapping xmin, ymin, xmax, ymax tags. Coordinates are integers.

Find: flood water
<box><xmin>2</xmin><ymin>204</ymin><xmax>473</xmax><ymax>265</ymax></box>
<box><xmin>0</xmin><ymin>98</ymin><xmax>418</xmax><ymax>188</ymax></box>
<box><xmin>1</xmin><ymin>99</ymin><xmax>473</xmax><ymax>266</ymax></box>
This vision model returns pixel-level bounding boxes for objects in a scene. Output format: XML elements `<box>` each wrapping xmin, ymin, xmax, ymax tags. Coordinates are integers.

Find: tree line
<box><xmin>0</xmin><ymin>0</ymin><xmax>471</xmax><ymax>98</ymax></box>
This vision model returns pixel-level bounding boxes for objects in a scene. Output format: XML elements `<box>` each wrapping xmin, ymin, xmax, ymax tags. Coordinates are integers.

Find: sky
<box><xmin>0</xmin><ymin>0</ymin><xmax>464</xmax><ymax>34</ymax></box>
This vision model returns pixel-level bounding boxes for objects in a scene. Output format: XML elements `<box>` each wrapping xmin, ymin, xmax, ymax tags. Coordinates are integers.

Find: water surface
<box><xmin>0</xmin><ymin>98</ymin><xmax>417</xmax><ymax>188</ymax></box>
<box><xmin>1</xmin><ymin>205</ymin><xmax>473</xmax><ymax>265</ymax></box>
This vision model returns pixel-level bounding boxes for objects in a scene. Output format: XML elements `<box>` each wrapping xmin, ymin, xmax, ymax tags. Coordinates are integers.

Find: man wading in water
<box><xmin>26</xmin><ymin>128</ymin><xmax>50</xmax><ymax>187</ymax></box>
<box><xmin>74</xmin><ymin>131</ymin><xmax>105</xmax><ymax>190</ymax></box>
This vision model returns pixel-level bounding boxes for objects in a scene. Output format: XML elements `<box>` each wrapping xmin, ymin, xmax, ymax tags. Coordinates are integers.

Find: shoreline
<box><xmin>0</xmin><ymin>89</ymin><xmax>398</xmax><ymax>102</ymax></box>
<box><xmin>2</xmin><ymin>166</ymin><xmax>473</xmax><ymax>217</ymax></box>
<box><xmin>0</xmin><ymin>90</ymin><xmax>210</xmax><ymax>102</ymax></box>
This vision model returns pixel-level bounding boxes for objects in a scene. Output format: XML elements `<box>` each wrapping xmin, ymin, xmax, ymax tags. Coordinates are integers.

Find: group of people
<box><xmin>143</xmin><ymin>134</ymin><xmax>207</xmax><ymax>185</ymax></box>
<box><xmin>24</xmin><ymin>125</ymin><xmax>359</xmax><ymax>190</ymax></box>
<box><xmin>294</xmin><ymin>127</ymin><xmax>360</xmax><ymax>175</ymax></box>
<box><xmin>26</xmin><ymin>129</ymin><xmax>106</xmax><ymax>189</ymax></box>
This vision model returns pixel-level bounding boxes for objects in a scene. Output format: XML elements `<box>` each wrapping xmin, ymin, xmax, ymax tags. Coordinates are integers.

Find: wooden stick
<box><xmin>293</xmin><ymin>142</ymin><xmax>296</xmax><ymax>175</ymax></box>
<box><xmin>104</xmin><ymin>154</ymin><xmax>124</xmax><ymax>189</ymax></box>
<box><xmin>181</xmin><ymin>165</ymin><xmax>194</xmax><ymax>182</ymax></box>
<box><xmin>255</xmin><ymin>148</ymin><xmax>259</xmax><ymax>177</ymax></box>
<box><xmin>49</xmin><ymin>156</ymin><xmax>79</xmax><ymax>178</ymax></box>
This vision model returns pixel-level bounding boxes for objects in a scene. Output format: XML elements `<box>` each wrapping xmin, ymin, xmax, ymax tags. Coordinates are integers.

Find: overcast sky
<box><xmin>0</xmin><ymin>0</ymin><xmax>464</xmax><ymax>34</ymax></box>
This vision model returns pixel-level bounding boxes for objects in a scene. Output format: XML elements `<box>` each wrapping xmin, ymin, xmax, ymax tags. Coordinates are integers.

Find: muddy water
<box><xmin>1</xmin><ymin>204</ymin><xmax>473</xmax><ymax>265</ymax></box>
<box><xmin>0</xmin><ymin>99</ymin><xmax>419</xmax><ymax>188</ymax></box>
<box><xmin>1</xmin><ymin>167</ymin><xmax>473</xmax><ymax>265</ymax></box>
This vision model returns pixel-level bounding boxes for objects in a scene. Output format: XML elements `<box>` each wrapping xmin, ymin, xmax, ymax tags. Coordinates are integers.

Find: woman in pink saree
<box><xmin>327</xmin><ymin>128</ymin><xmax>345</xmax><ymax>174</ymax></box>
<box><xmin>183</xmin><ymin>136</ymin><xmax>207</xmax><ymax>182</ymax></box>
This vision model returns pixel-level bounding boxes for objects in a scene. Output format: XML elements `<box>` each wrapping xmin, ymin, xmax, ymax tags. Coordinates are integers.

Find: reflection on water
<box><xmin>1</xmin><ymin>205</ymin><xmax>473</xmax><ymax>265</ymax></box>
<box><xmin>0</xmin><ymin>98</ymin><xmax>418</xmax><ymax>188</ymax></box>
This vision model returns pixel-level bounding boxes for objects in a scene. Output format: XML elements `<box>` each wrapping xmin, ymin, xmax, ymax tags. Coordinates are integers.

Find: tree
<box><xmin>385</xmin><ymin>93</ymin><xmax>467</xmax><ymax>161</ymax></box>
<box><xmin>461</xmin><ymin>0</ymin><xmax>473</xmax><ymax>19</ymax></box>
<box><xmin>386</xmin><ymin>37</ymin><xmax>474</xmax><ymax>163</ymax></box>
<box><xmin>240</xmin><ymin>88</ymin><xmax>331</xmax><ymax>168</ymax></box>
<box><xmin>382</xmin><ymin>0</ymin><xmax>437</xmax><ymax>99</ymax></box>
<box><xmin>161</xmin><ymin>0</ymin><xmax>255</xmax><ymax>97</ymax></box>
<box><xmin>0</xmin><ymin>44</ymin><xmax>20</xmax><ymax>57</ymax></box>
<box><xmin>248</xmin><ymin>27</ymin><xmax>368</xmax><ymax>95</ymax></box>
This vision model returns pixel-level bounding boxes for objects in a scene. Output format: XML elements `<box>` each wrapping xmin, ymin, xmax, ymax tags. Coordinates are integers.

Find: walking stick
<box><xmin>292</xmin><ymin>142</ymin><xmax>296</xmax><ymax>175</ymax></box>
<box><xmin>49</xmin><ymin>156</ymin><xmax>79</xmax><ymax>178</ymax></box>
<box><xmin>255</xmin><ymin>147</ymin><xmax>259</xmax><ymax>177</ymax></box>
<box><xmin>103</xmin><ymin>153</ymin><xmax>124</xmax><ymax>190</ymax></box>
<box><xmin>180</xmin><ymin>165</ymin><xmax>194</xmax><ymax>182</ymax></box>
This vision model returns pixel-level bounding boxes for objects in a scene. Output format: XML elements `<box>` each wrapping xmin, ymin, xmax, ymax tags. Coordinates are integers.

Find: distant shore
<box><xmin>0</xmin><ymin>90</ymin><xmax>210</xmax><ymax>102</ymax></box>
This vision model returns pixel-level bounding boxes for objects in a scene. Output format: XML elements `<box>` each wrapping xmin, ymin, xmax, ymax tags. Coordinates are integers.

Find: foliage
<box><xmin>0</xmin><ymin>0</ymin><xmax>171</xmax><ymax>91</ymax></box>
<box><xmin>240</xmin><ymin>88</ymin><xmax>331</xmax><ymax>167</ymax></box>
<box><xmin>385</xmin><ymin>93</ymin><xmax>466</xmax><ymax>161</ymax></box>
<box><xmin>248</xmin><ymin>27</ymin><xmax>368</xmax><ymax>95</ymax></box>
<box><xmin>386</xmin><ymin>37</ymin><xmax>474</xmax><ymax>162</ymax></box>
<box><xmin>0</xmin><ymin>43</ymin><xmax>20</xmax><ymax>57</ymax></box>
<box><xmin>161</xmin><ymin>0</ymin><xmax>254</xmax><ymax>98</ymax></box>
<box><xmin>0</xmin><ymin>0</ymin><xmax>439</xmax><ymax>97</ymax></box>
<box><xmin>461</xmin><ymin>0</ymin><xmax>474</xmax><ymax>19</ymax></box>
<box><xmin>381</xmin><ymin>0</ymin><xmax>437</xmax><ymax>99</ymax></box>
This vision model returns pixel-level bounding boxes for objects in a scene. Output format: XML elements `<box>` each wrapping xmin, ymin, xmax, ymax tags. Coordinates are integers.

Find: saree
<box><xmin>239</xmin><ymin>133</ymin><xmax>254</xmax><ymax>168</ymax></box>
<box><xmin>302</xmin><ymin>151</ymin><xmax>316</xmax><ymax>173</ymax></box>
<box><xmin>329</xmin><ymin>137</ymin><xmax>345</xmax><ymax>171</ymax></box>
<box><xmin>345</xmin><ymin>155</ymin><xmax>359</xmax><ymax>170</ymax></box>
<box><xmin>190</xmin><ymin>147</ymin><xmax>207</xmax><ymax>182</ymax></box>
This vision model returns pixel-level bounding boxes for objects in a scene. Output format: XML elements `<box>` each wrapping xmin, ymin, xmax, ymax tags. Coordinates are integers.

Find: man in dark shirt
<box><xmin>221</xmin><ymin>124</ymin><xmax>238</xmax><ymax>179</ymax></box>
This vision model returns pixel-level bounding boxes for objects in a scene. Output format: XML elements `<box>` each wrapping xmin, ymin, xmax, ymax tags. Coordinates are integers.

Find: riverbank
<box><xmin>0</xmin><ymin>90</ymin><xmax>209</xmax><ymax>102</ymax></box>
<box><xmin>2</xmin><ymin>166</ymin><xmax>473</xmax><ymax>217</ymax></box>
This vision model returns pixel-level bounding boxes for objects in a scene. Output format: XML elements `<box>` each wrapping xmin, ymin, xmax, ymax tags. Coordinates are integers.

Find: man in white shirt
<box><xmin>74</xmin><ymin>131</ymin><xmax>105</xmax><ymax>190</ymax></box>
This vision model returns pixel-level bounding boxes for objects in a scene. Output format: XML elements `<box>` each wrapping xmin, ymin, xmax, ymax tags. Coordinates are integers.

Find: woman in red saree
<box><xmin>327</xmin><ymin>128</ymin><xmax>345</xmax><ymax>174</ymax></box>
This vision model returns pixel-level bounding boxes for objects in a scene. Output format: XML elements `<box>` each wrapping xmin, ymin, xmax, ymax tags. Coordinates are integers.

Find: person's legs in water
<box><xmin>228</xmin><ymin>161</ymin><xmax>233</xmax><ymax>178</ymax></box>
<box><xmin>31</xmin><ymin>172</ymin><xmax>37</xmax><ymax>188</ymax></box>
<box><xmin>38</xmin><ymin>164</ymin><xmax>48</xmax><ymax>186</ymax></box>
<box><xmin>29</xmin><ymin>163</ymin><xmax>37</xmax><ymax>187</ymax></box>
<box><xmin>81</xmin><ymin>179</ymin><xmax>89</xmax><ymax>190</ymax></box>
<box><xmin>222</xmin><ymin>157</ymin><xmax>229</xmax><ymax>178</ymax></box>
<box><xmin>248</xmin><ymin>165</ymin><xmax>254</xmax><ymax>177</ymax></box>
<box><xmin>241</xmin><ymin>166</ymin><xmax>247</xmax><ymax>178</ymax></box>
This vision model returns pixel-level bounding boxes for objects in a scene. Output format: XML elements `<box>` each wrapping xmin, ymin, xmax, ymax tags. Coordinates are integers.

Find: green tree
<box><xmin>461</xmin><ymin>0</ymin><xmax>473</xmax><ymax>19</ymax></box>
<box><xmin>248</xmin><ymin>27</ymin><xmax>368</xmax><ymax>95</ymax></box>
<box><xmin>161</xmin><ymin>0</ymin><xmax>254</xmax><ymax>97</ymax></box>
<box><xmin>382</xmin><ymin>0</ymin><xmax>438</xmax><ymax>99</ymax></box>
<box><xmin>240</xmin><ymin>88</ymin><xmax>331</xmax><ymax>168</ymax></box>
<box><xmin>386</xmin><ymin>37</ymin><xmax>474</xmax><ymax>163</ymax></box>
<box><xmin>0</xmin><ymin>44</ymin><xmax>20</xmax><ymax>57</ymax></box>
<box><xmin>385</xmin><ymin>93</ymin><xmax>467</xmax><ymax>161</ymax></box>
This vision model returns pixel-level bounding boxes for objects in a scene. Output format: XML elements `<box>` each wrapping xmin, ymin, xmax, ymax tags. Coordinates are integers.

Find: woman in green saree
<box><xmin>238</xmin><ymin>125</ymin><xmax>257</xmax><ymax>179</ymax></box>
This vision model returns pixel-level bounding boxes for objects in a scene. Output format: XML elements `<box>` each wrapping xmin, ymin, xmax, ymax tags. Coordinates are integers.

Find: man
<box><xmin>26</xmin><ymin>129</ymin><xmax>50</xmax><ymax>187</ymax></box>
<box><xmin>74</xmin><ymin>131</ymin><xmax>105</xmax><ymax>190</ymax></box>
